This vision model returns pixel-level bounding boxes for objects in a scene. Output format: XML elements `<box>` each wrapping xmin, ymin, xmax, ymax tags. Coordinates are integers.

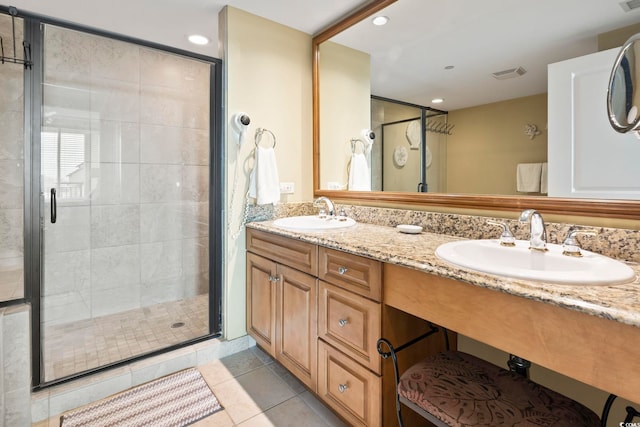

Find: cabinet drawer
<box><xmin>319</xmin><ymin>247</ymin><xmax>382</xmax><ymax>302</ymax></box>
<box><xmin>247</xmin><ymin>228</ymin><xmax>318</xmax><ymax>276</ymax></box>
<box><xmin>318</xmin><ymin>281</ymin><xmax>381</xmax><ymax>374</ymax></box>
<box><xmin>318</xmin><ymin>341</ymin><xmax>381</xmax><ymax>427</ymax></box>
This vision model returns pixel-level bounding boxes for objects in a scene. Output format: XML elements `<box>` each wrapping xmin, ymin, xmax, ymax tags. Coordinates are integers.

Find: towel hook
<box><xmin>254</xmin><ymin>128</ymin><xmax>276</xmax><ymax>148</ymax></box>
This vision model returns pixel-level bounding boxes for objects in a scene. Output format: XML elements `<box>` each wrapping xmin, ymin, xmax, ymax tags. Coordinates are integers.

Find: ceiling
<box><xmin>332</xmin><ymin>0</ymin><xmax>640</xmax><ymax>110</ymax></box>
<box><xmin>6</xmin><ymin>0</ymin><xmax>365</xmax><ymax>56</ymax></box>
<box><xmin>5</xmin><ymin>0</ymin><xmax>640</xmax><ymax>111</ymax></box>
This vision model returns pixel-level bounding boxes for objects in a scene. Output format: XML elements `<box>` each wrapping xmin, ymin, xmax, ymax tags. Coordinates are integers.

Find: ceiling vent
<box><xmin>620</xmin><ymin>0</ymin><xmax>640</xmax><ymax>12</ymax></box>
<box><xmin>491</xmin><ymin>67</ymin><xmax>527</xmax><ymax>80</ymax></box>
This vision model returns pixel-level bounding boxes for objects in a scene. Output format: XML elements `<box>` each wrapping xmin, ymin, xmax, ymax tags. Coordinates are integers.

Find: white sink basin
<box><xmin>435</xmin><ymin>239</ymin><xmax>636</xmax><ymax>285</ymax></box>
<box><xmin>273</xmin><ymin>215</ymin><xmax>356</xmax><ymax>231</ymax></box>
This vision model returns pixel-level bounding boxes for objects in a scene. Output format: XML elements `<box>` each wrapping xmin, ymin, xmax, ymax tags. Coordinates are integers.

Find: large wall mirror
<box><xmin>312</xmin><ymin>0</ymin><xmax>640</xmax><ymax>218</ymax></box>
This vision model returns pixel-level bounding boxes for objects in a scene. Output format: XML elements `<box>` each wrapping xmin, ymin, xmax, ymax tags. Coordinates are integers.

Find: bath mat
<box><xmin>60</xmin><ymin>368</ymin><xmax>223</xmax><ymax>427</ymax></box>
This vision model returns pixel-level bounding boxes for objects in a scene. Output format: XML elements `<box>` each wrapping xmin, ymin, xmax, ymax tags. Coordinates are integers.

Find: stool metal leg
<box><xmin>377</xmin><ymin>324</ymin><xmax>442</xmax><ymax>427</ymax></box>
<box><xmin>625</xmin><ymin>405</ymin><xmax>640</xmax><ymax>423</ymax></box>
<box><xmin>377</xmin><ymin>338</ymin><xmax>404</xmax><ymax>427</ymax></box>
<box><xmin>601</xmin><ymin>394</ymin><xmax>617</xmax><ymax>427</ymax></box>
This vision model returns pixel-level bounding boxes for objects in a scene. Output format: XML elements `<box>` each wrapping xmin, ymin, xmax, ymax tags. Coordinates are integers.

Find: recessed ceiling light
<box><xmin>432</xmin><ymin>98</ymin><xmax>444</xmax><ymax>104</ymax></box>
<box><xmin>372</xmin><ymin>16</ymin><xmax>389</xmax><ymax>26</ymax></box>
<box><xmin>188</xmin><ymin>34</ymin><xmax>210</xmax><ymax>45</ymax></box>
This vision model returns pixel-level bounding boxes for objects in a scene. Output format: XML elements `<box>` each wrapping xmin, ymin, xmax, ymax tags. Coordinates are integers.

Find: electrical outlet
<box><xmin>279</xmin><ymin>182</ymin><xmax>295</xmax><ymax>194</ymax></box>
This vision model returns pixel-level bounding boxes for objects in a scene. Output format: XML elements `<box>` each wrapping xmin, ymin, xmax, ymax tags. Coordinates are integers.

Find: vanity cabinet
<box><xmin>246</xmin><ymin>229</ymin><xmax>318</xmax><ymax>390</ymax></box>
<box><xmin>246</xmin><ymin>227</ymin><xmax>445</xmax><ymax>427</ymax></box>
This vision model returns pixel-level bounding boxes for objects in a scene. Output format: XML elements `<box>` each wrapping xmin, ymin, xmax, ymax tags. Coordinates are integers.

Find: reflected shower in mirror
<box><xmin>372</xmin><ymin>97</ymin><xmax>448</xmax><ymax>192</ymax></box>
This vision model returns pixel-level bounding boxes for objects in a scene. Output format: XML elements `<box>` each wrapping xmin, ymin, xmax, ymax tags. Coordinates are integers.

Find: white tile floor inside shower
<box><xmin>33</xmin><ymin>346</ymin><xmax>348</xmax><ymax>427</ymax></box>
<box><xmin>43</xmin><ymin>294</ymin><xmax>209</xmax><ymax>382</ymax></box>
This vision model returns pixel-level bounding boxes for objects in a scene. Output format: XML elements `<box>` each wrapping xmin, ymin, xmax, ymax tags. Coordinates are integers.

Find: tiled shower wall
<box><xmin>41</xmin><ymin>26</ymin><xmax>210</xmax><ymax>328</ymax></box>
<box><xmin>0</xmin><ymin>14</ymin><xmax>25</xmax><ymax>303</ymax></box>
<box><xmin>0</xmin><ymin>305</ymin><xmax>31</xmax><ymax>426</ymax></box>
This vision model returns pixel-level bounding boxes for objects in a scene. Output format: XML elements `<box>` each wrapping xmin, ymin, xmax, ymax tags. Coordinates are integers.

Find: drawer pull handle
<box><xmin>338</xmin><ymin>318</ymin><xmax>348</xmax><ymax>327</ymax></box>
<box><xmin>338</xmin><ymin>266</ymin><xmax>348</xmax><ymax>275</ymax></box>
<box><xmin>338</xmin><ymin>383</ymin><xmax>348</xmax><ymax>393</ymax></box>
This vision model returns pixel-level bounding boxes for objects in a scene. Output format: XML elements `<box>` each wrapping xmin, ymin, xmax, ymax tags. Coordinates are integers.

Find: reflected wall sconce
<box><xmin>524</xmin><ymin>123</ymin><xmax>542</xmax><ymax>139</ymax></box>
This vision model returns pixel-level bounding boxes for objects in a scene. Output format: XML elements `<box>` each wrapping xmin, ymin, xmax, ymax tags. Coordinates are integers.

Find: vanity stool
<box><xmin>378</xmin><ymin>338</ymin><xmax>602</xmax><ymax>427</ymax></box>
<box><xmin>398</xmin><ymin>351</ymin><xmax>600</xmax><ymax>426</ymax></box>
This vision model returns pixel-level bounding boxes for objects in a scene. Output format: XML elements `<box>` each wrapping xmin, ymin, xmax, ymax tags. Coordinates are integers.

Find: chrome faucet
<box><xmin>518</xmin><ymin>209</ymin><xmax>547</xmax><ymax>251</ymax></box>
<box><xmin>313</xmin><ymin>196</ymin><xmax>335</xmax><ymax>217</ymax></box>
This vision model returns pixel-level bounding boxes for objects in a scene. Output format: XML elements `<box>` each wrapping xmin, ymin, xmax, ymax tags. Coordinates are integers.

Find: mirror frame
<box><xmin>312</xmin><ymin>0</ymin><xmax>640</xmax><ymax>220</ymax></box>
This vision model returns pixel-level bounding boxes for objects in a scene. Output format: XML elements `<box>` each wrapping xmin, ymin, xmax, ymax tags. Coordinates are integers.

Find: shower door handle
<box><xmin>50</xmin><ymin>188</ymin><xmax>57</xmax><ymax>223</ymax></box>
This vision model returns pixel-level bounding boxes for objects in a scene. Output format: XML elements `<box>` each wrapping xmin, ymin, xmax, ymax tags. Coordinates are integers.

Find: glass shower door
<box><xmin>40</xmin><ymin>24</ymin><xmax>212</xmax><ymax>383</ymax></box>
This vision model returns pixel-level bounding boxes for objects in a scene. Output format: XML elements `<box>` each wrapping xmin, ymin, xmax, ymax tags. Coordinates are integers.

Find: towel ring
<box><xmin>350</xmin><ymin>138</ymin><xmax>366</xmax><ymax>154</ymax></box>
<box><xmin>255</xmin><ymin>128</ymin><xmax>276</xmax><ymax>148</ymax></box>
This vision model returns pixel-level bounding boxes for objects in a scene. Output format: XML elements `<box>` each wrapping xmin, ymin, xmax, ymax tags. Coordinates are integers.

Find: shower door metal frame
<box><xmin>13</xmin><ymin>10</ymin><xmax>224</xmax><ymax>389</ymax></box>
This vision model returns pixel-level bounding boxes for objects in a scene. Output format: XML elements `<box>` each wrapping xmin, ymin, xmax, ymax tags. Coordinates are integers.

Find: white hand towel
<box><xmin>516</xmin><ymin>163</ymin><xmax>542</xmax><ymax>193</ymax></box>
<box><xmin>249</xmin><ymin>146</ymin><xmax>280</xmax><ymax>205</ymax></box>
<box><xmin>348</xmin><ymin>152</ymin><xmax>371</xmax><ymax>191</ymax></box>
<box><xmin>540</xmin><ymin>162</ymin><xmax>548</xmax><ymax>194</ymax></box>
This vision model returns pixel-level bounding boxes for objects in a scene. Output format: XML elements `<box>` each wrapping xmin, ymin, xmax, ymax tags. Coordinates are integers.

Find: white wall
<box><xmin>220</xmin><ymin>6</ymin><xmax>313</xmax><ymax>339</ymax></box>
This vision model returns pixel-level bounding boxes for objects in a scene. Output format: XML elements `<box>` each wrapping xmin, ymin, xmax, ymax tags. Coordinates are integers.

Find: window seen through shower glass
<box><xmin>0</xmin><ymin>12</ymin><xmax>25</xmax><ymax>303</ymax></box>
<box><xmin>40</xmin><ymin>24</ymin><xmax>211</xmax><ymax>383</ymax></box>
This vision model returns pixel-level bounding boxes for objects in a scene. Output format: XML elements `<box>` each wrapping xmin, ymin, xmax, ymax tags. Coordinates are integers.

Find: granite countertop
<box><xmin>247</xmin><ymin>220</ymin><xmax>640</xmax><ymax>329</ymax></box>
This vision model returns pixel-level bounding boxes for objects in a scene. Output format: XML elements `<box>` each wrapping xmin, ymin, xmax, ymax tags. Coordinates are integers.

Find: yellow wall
<box><xmin>598</xmin><ymin>22</ymin><xmax>640</xmax><ymax>51</ymax></box>
<box><xmin>447</xmin><ymin>94</ymin><xmax>548</xmax><ymax>195</ymax></box>
<box><xmin>221</xmin><ymin>6</ymin><xmax>313</xmax><ymax>339</ymax></box>
<box><xmin>319</xmin><ymin>41</ymin><xmax>371</xmax><ymax>189</ymax></box>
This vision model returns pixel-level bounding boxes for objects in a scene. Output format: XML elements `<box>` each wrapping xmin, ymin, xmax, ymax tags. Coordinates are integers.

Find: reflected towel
<box><xmin>516</xmin><ymin>163</ymin><xmax>542</xmax><ymax>192</ymax></box>
<box><xmin>540</xmin><ymin>162</ymin><xmax>548</xmax><ymax>194</ymax></box>
<box><xmin>348</xmin><ymin>152</ymin><xmax>371</xmax><ymax>191</ymax></box>
<box><xmin>249</xmin><ymin>146</ymin><xmax>280</xmax><ymax>205</ymax></box>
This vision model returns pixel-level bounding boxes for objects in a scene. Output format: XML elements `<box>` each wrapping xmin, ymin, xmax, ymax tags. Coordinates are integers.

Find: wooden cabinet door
<box><xmin>275</xmin><ymin>264</ymin><xmax>317</xmax><ymax>390</ymax></box>
<box><xmin>246</xmin><ymin>252</ymin><xmax>277</xmax><ymax>356</ymax></box>
<box><xmin>317</xmin><ymin>340</ymin><xmax>381</xmax><ymax>427</ymax></box>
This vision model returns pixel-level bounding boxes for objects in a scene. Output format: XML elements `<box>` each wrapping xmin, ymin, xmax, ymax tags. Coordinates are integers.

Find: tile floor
<box><xmin>43</xmin><ymin>294</ymin><xmax>209</xmax><ymax>382</ymax></box>
<box><xmin>33</xmin><ymin>346</ymin><xmax>348</xmax><ymax>427</ymax></box>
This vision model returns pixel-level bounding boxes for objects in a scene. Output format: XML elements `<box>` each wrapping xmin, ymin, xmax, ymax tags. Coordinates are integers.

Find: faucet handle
<box><xmin>562</xmin><ymin>228</ymin><xmax>598</xmax><ymax>257</ymax></box>
<box><xmin>487</xmin><ymin>220</ymin><xmax>516</xmax><ymax>247</ymax></box>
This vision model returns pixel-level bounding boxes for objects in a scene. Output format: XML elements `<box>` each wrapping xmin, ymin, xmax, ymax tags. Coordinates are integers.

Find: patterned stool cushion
<box><xmin>398</xmin><ymin>351</ymin><xmax>601</xmax><ymax>427</ymax></box>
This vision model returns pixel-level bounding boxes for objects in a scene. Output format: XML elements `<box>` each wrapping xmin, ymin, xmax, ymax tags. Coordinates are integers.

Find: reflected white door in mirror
<box><xmin>548</xmin><ymin>48</ymin><xmax>640</xmax><ymax>200</ymax></box>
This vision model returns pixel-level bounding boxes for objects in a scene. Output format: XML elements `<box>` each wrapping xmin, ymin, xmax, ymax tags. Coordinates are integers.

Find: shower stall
<box><xmin>0</xmin><ymin>8</ymin><xmax>222</xmax><ymax>387</ymax></box>
<box><xmin>371</xmin><ymin>97</ymin><xmax>449</xmax><ymax>193</ymax></box>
